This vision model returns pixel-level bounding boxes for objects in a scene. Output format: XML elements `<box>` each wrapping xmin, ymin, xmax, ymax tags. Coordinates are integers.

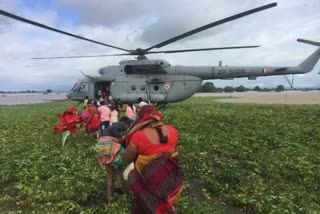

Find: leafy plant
<box><xmin>1</xmin><ymin>98</ymin><xmax>320</xmax><ymax>213</ymax></box>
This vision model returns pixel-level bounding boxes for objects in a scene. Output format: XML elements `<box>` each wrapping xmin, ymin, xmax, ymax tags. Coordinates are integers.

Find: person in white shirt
<box><xmin>137</xmin><ymin>97</ymin><xmax>148</xmax><ymax>110</ymax></box>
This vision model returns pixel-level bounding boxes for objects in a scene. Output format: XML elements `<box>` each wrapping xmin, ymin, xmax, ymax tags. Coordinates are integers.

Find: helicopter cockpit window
<box><xmin>78</xmin><ymin>82</ymin><xmax>89</xmax><ymax>93</ymax></box>
<box><xmin>72</xmin><ymin>83</ymin><xmax>80</xmax><ymax>92</ymax></box>
<box><xmin>124</xmin><ymin>64</ymin><xmax>166</xmax><ymax>75</ymax></box>
<box><xmin>131</xmin><ymin>85</ymin><xmax>136</xmax><ymax>91</ymax></box>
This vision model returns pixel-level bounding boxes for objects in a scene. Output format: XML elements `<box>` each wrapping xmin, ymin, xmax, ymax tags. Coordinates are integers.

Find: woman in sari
<box><xmin>95</xmin><ymin>116</ymin><xmax>130</xmax><ymax>204</ymax></box>
<box><xmin>86</xmin><ymin>101</ymin><xmax>101</xmax><ymax>139</ymax></box>
<box><xmin>114</xmin><ymin>105</ymin><xmax>184</xmax><ymax>214</ymax></box>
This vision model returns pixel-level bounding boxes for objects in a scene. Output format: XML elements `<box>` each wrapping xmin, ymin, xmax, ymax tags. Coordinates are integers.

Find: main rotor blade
<box><xmin>144</xmin><ymin>2</ymin><xmax>277</xmax><ymax>52</ymax></box>
<box><xmin>297</xmin><ymin>38</ymin><xmax>320</xmax><ymax>47</ymax></box>
<box><xmin>31</xmin><ymin>45</ymin><xmax>260</xmax><ymax>59</ymax></box>
<box><xmin>146</xmin><ymin>45</ymin><xmax>260</xmax><ymax>54</ymax></box>
<box><xmin>31</xmin><ymin>53</ymin><xmax>132</xmax><ymax>59</ymax></box>
<box><xmin>0</xmin><ymin>9</ymin><xmax>131</xmax><ymax>53</ymax></box>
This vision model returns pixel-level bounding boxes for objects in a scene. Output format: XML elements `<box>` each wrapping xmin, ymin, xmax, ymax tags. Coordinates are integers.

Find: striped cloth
<box><xmin>95</xmin><ymin>136</ymin><xmax>121</xmax><ymax>166</ymax></box>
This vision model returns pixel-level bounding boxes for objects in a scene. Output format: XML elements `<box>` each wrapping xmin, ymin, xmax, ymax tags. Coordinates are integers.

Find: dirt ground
<box><xmin>194</xmin><ymin>91</ymin><xmax>320</xmax><ymax>104</ymax></box>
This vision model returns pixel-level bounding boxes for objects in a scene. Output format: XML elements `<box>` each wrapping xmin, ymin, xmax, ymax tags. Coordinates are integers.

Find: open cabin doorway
<box><xmin>95</xmin><ymin>81</ymin><xmax>111</xmax><ymax>99</ymax></box>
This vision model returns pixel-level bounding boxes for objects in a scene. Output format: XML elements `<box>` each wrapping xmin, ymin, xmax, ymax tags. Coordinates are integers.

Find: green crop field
<box><xmin>1</xmin><ymin>97</ymin><xmax>320</xmax><ymax>213</ymax></box>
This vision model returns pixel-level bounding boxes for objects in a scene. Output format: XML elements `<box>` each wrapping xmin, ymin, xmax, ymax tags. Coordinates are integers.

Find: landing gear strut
<box><xmin>283</xmin><ymin>74</ymin><xmax>294</xmax><ymax>88</ymax></box>
<box><xmin>154</xmin><ymin>102</ymin><xmax>167</xmax><ymax>109</ymax></box>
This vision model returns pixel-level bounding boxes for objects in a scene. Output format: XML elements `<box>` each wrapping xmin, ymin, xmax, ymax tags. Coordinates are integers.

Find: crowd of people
<box><xmin>53</xmin><ymin>96</ymin><xmax>184</xmax><ymax>213</ymax></box>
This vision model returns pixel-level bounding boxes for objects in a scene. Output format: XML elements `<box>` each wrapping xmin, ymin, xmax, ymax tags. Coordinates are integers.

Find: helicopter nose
<box><xmin>66</xmin><ymin>93</ymin><xmax>71</xmax><ymax>99</ymax></box>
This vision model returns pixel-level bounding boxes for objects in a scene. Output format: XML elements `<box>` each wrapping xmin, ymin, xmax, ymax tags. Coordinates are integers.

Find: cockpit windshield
<box><xmin>71</xmin><ymin>82</ymin><xmax>80</xmax><ymax>92</ymax></box>
<box><xmin>71</xmin><ymin>81</ymin><xmax>89</xmax><ymax>94</ymax></box>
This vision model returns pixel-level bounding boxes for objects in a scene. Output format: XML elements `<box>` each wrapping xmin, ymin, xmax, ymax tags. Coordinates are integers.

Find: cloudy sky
<box><xmin>0</xmin><ymin>0</ymin><xmax>319</xmax><ymax>91</ymax></box>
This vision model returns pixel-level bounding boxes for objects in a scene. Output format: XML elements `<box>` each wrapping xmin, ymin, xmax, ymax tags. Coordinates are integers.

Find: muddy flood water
<box><xmin>0</xmin><ymin>93</ymin><xmax>68</xmax><ymax>106</ymax></box>
<box><xmin>1</xmin><ymin>91</ymin><xmax>320</xmax><ymax>106</ymax></box>
<box><xmin>194</xmin><ymin>91</ymin><xmax>320</xmax><ymax>104</ymax></box>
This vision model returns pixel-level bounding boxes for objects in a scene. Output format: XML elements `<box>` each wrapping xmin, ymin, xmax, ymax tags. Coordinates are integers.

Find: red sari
<box><xmin>85</xmin><ymin>104</ymin><xmax>101</xmax><ymax>133</ymax></box>
<box><xmin>125</xmin><ymin>105</ymin><xmax>184</xmax><ymax>214</ymax></box>
<box><xmin>54</xmin><ymin>106</ymin><xmax>80</xmax><ymax>134</ymax></box>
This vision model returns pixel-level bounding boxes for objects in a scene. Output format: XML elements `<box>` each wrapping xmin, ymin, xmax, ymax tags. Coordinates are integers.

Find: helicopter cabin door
<box><xmin>146</xmin><ymin>78</ymin><xmax>166</xmax><ymax>103</ymax></box>
<box><xmin>123</xmin><ymin>64</ymin><xmax>167</xmax><ymax>103</ymax></box>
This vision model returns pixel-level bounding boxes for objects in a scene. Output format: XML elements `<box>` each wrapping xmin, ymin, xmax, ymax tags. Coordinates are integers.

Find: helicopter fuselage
<box><xmin>67</xmin><ymin>45</ymin><xmax>320</xmax><ymax>104</ymax></box>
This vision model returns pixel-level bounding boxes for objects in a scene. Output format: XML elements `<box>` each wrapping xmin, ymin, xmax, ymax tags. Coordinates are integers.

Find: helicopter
<box><xmin>1</xmin><ymin>2</ymin><xmax>320</xmax><ymax>105</ymax></box>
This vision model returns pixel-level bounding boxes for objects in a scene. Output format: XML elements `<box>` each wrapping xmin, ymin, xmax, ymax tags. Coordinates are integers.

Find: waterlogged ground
<box><xmin>0</xmin><ymin>93</ymin><xmax>68</xmax><ymax>105</ymax></box>
<box><xmin>1</xmin><ymin>98</ymin><xmax>320</xmax><ymax>213</ymax></box>
<box><xmin>195</xmin><ymin>91</ymin><xmax>320</xmax><ymax>104</ymax></box>
<box><xmin>1</xmin><ymin>91</ymin><xmax>319</xmax><ymax>106</ymax></box>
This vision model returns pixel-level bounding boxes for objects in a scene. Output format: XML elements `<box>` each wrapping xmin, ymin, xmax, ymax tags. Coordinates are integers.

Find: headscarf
<box><xmin>124</xmin><ymin>105</ymin><xmax>164</xmax><ymax>146</ymax></box>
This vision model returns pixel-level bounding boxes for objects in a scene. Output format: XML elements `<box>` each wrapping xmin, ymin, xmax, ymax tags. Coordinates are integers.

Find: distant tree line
<box><xmin>0</xmin><ymin>89</ymin><xmax>53</xmax><ymax>93</ymax></box>
<box><xmin>198</xmin><ymin>82</ymin><xmax>310</xmax><ymax>93</ymax></box>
